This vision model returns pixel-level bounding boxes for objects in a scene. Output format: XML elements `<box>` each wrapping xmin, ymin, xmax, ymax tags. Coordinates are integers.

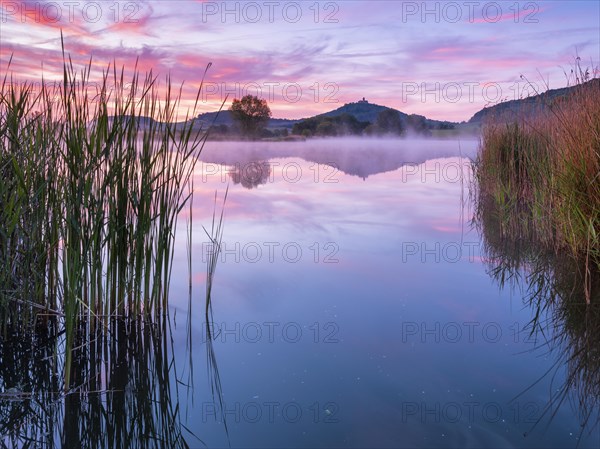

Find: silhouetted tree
<box><xmin>406</xmin><ymin>114</ymin><xmax>431</xmax><ymax>136</ymax></box>
<box><xmin>229</xmin><ymin>95</ymin><xmax>271</xmax><ymax>139</ymax></box>
<box><xmin>293</xmin><ymin>114</ymin><xmax>369</xmax><ymax>137</ymax></box>
<box><xmin>376</xmin><ymin>108</ymin><xmax>404</xmax><ymax>135</ymax></box>
<box><xmin>292</xmin><ymin>117</ymin><xmax>319</xmax><ymax>135</ymax></box>
<box><xmin>316</xmin><ymin>120</ymin><xmax>337</xmax><ymax>136</ymax></box>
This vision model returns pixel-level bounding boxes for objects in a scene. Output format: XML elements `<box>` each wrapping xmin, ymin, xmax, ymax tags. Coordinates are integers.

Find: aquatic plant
<box><xmin>0</xmin><ymin>40</ymin><xmax>212</xmax><ymax>388</ymax></box>
<box><xmin>473</xmin><ymin>64</ymin><xmax>600</xmax><ymax>435</ymax></box>
<box><xmin>473</xmin><ymin>70</ymin><xmax>600</xmax><ymax>303</ymax></box>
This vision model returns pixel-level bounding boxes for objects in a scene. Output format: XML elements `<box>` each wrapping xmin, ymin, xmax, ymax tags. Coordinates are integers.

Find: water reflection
<box><xmin>182</xmin><ymin>140</ymin><xmax>592</xmax><ymax>447</ymax></box>
<box><xmin>228</xmin><ymin>161</ymin><xmax>272</xmax><ymax>189</ymax></box>
<box><xmin>200</xmin><ymin>138</ymin><xmax>477</xmax><ymax>180</ymax></box>
<box><xmin>0</xmin><ymin>316</ymin><xmax>202</xmax><ymax>448</ymax></box>
<box><xmin>4</xmin><ymin>137</ymin><xmax>598</xmax><ymax>447</ymax></box>
<box><xmin>475</xmin><ymin>191</ymin><xmax>600</xmax><ymax>437</ymax></box>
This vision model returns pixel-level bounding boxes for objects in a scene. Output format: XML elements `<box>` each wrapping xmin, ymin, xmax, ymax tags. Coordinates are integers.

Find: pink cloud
<box><xmin>1</xmin><ymin>0</ymin><xmax>595</xmax><ymax>123</ymax></box>
<box><xmin>102</xmin><ymin>8</ymin><xmax>155</xmax><ymax>35</ymax></box>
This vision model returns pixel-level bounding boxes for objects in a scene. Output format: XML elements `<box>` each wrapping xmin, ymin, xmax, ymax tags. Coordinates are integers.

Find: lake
<box><xmin>166</xmin><ymin>138</ymin><xmax>599</xmax><ymax>448</ymax></box>
<box><xmin>1</xmin><ymin>138</ymin><xmax>598</xmax><ymax>448</ymax></box>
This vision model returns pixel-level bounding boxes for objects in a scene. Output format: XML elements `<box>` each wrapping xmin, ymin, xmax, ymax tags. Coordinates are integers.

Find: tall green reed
<box><xmin>473</xmin><ymin>76</ymin><xmax>600</xmax><ymax>302</ymax></box>
<box><xmin>0</xmin><ymin>43</ymin><xmax>211</xmax><ymax>388</ymax></box>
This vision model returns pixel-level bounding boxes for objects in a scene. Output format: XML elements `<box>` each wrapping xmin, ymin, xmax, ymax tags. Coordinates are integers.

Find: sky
<box><xmin>1</xmin><ymin>0</ymin><xmax>598</xmax><ymax>121</ymax></box>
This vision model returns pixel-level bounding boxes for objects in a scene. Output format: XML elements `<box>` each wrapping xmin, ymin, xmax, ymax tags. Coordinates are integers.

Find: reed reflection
<box><xmin>0</xmin><ymin>315</ymin><xmax>210</xmax><ymax>448</ymax></box>
<box><xmin>474</xmin><ymin>191</ymin><xmax>600</xmax><ymax>437</ymax></box>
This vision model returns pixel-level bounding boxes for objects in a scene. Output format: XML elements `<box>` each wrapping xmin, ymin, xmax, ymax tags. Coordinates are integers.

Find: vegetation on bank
<box><xmin>291</xmin><ymin>112</ymin><xmax>370</xmax><ymax>137</ymax></box>
<box><xmin>0</xmin><ymin>50</ymin><xmax>211</xmax><ymax>388</ymax></box>
<box><xmin>229</xmin><ymin>94</ymin><xmax>272</xmax><ymax>139</ymax></box>
<box><xmin>475</xmin><ymin>165</ymin><xmax>600</xmax><ymax>435</ymax></box>
<box><xmin>0</xmin><ymin>48</ymin><xmax>227</xmax><ymax>444</ymax></box>
<box><xmin>196</xmin><ymin>97</ymin><xmax>460</xmax><ymax>140</ymax></box>
<box><xmin>473</xmin><ymin>73</ymin><xmax>600</xmax><ymax>303</ymax></box>
<box><xmin>290</xmin><ymin>108</ymin><xmax>455</xmax><ymax>138</ymax></box>
<box><xmin>474</xmin><ymin>66</ymin><xmax>600</xmax><ymax>432</ymax></box>
<box><xmin>205</xmin><ymin>122</ymin><xmax>291</xmax><ymax>140</ymax></box>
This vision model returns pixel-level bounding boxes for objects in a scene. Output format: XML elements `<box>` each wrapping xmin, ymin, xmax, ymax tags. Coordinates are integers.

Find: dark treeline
<box><xmin>291</xmin><ymin>109</ymin><xmax>454</xmax><ymax>138</ymax></box>
<box><xmin>205</xmin><ymin>106</ymin><xmax>455</xmax><ymax>140</ymax></box>
<box><xmin>206</xmin><ymin>123</ymin><xmax>290</xmax><ymax>140</ymax></box>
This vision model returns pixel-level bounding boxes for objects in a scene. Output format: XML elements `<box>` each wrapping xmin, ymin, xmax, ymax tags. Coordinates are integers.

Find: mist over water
<box><xmin>199</xmin><ymin>137</ymin><xmax>479</xmax><ymax>179</ymax></box>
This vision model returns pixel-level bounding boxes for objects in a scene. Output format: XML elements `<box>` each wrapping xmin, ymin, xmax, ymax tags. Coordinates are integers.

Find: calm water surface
<box><xmin>1</xmin><ymin>138</ymin><xmax>597</xmax><ymax>448</ymax></box>
<box><xmin>164</xmin><ymin>139</ymin><xmax>599</xmax><ymax>448</ymax></box>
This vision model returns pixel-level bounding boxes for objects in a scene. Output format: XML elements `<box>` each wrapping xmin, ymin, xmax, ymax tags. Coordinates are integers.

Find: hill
<box><xmin>194</xmin><ymin>98</ymin><xmax>456</xmax><ymax>132</ymax></box>
<box><xmin>194</xmin><ymin>110</ymin><xmax>298</xmax><ymax>129</ymax></box>
<box><xmin>316</xmin><ymin>98</ymin><xmax>400</xmax><ymax>123</ymax></box>
<box><xmin>313</xmin><ymin>98</ymin><xmax>456</xmax><ymax>130</ymax></box>
<box><xmin>468</xmin><ymin>79</ymin><xmax>600</xmax><ymax>123</ymax></box>
<box><xmin>122</xmin><ymin>81</ymin><xmax>600</xmax><ymax>136</ymax></box>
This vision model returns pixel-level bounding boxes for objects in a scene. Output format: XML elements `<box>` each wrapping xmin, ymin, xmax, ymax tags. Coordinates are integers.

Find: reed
<box><xmin>473</xmin><ymin>74</ymin><xmax>600</xmax><ymax>302</ymax></box>
<box><xmin>0</xmin><ymin>42</ymin><xmax>211</xmax><ymax>388</ymax></box>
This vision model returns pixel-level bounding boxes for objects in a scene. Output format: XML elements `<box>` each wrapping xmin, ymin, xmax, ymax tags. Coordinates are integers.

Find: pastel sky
<box><xmin>1</xmin><ymin>0</ymin><xmax>598</xmax><ymax>121</ymax></box>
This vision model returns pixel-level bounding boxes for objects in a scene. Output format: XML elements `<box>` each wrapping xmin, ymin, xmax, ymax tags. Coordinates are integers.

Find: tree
<box><xmin>292</xmin><ymin>114</ymin><xmax>368</xmax><ymax>137</ymax></box>
<box><xmin>406</xmin><ymin>114</ymin><xmax>431</xmax><ymax>136</ymax></box>
<box><xmin>363</xmin><ymin>123</ymin><xmax>380</xmax><ymax>136</ymax></box>
<box><xmin>376</xmin><ymin>108</ymin><xmax>404</xmax><ymax>135</ymax></box>
<box><xmin>316</xmin><ymin>120</ymin><xmax>336</xmax><ymax>136</ymax></box>
<box><xmin>229</xmin><ymin>95</ymin><xmax>271</xmax><ymax>139</ymax></box>
<box><xmin>336</xmin><ymin>113</ymin><xmax>368</xmax><ymax>135</ymax></box>
<box><xmin>292</xmin><ymin>117</ymin><xmax>319</xmax><ymax>136</ymax></box>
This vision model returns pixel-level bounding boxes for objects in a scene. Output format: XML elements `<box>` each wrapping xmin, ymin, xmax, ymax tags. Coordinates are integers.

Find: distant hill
<box><xmin>468</xmin><ymin>79</ymin><xmax>600</xmax><ymax>123</ymax></box>
<box><xmin>119</xmin><ymin>82</ymin><xmax>599</xmax><ymax>136</ymax></box>
<box><xmin>107</xmin><ymin>115</ymin><xmax>158</xmax><ymax>126</ymax></box>
<box><xmin>194</xmin><ymin>98</ymin><xmax>456</xmax><ymax>131</ymax></box>
<box><xmin>194</xmin><ymin>110</ymin><xmax>298</xmax><ymax>129</ymax></box>
<box><xmin>313</xmin><ymin>98</ymin><xmax>456</xmax><ymax>130</ymax></box>
<box><xmin>316</xmin><ymin>99</ymin><xmax>400</xmax><ymax>123</ymax></box>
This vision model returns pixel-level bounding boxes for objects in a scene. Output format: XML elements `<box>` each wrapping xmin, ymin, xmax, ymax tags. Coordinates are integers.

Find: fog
<box><xmin>198</xmin><ymin>137</ymin><xmax>480</xmax><ymax>179</ymax></box>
